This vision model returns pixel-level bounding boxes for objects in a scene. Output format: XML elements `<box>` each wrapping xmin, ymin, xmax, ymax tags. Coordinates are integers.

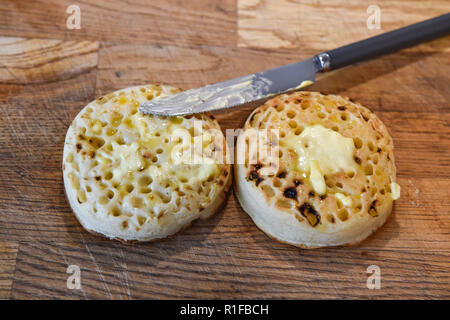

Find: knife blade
<box><xmin>139</xmin><ymin>58</ymin><xmax>317</xmax><ymax>116</ymax></box>
<box><xmin>139</xmin><ymin>14</ymin><xmax>450</xmax><ymax>116</ymax></box>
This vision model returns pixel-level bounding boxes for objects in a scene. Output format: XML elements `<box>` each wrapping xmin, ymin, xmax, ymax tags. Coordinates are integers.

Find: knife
<box><xmin>140</xmin><ymin>13</ymin><xmax>450</xmax><ymax>116</ymax></box>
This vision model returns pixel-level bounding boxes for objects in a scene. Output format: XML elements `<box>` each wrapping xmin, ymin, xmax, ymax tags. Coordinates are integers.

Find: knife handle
<box><xmin>314</xmin><ymin>13</ymin><xmax>450</xmax><ymax>72</ymax></box>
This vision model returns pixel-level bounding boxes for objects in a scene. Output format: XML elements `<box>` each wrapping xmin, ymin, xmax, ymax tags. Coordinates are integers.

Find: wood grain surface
<box><xmin>0</xmin><ymin>0</ymin><xmax>449</xmax><ymax>299</ymax></box>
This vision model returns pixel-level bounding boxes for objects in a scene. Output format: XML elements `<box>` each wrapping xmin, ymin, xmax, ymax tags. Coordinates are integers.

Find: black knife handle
<box><xmin>314</xmin><ymin>13</ymin><xmax>450</xmax><ymax>72</ymax></box>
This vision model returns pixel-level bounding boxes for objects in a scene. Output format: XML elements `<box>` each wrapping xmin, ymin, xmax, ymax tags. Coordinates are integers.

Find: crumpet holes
<box><xmin>353</xmin><ymin>138</ymin><xmax>363</xmax><ymax>149</ymax></box>
<box><xmin>371</xmin><ymin>155</ymin><xmax>379</xmax><ymax>164</ymax></box>
<box><xmin>69</xmin><ymin>173</ymin><xmax>80</xmax><ymax>190</ymax></box>
<box><xmin>288</xmin><ymin>120</ymin><xmax>297</xmax><ymax>128</ymax></box>
<box><xmin>90</xmin><ymin>137</ymin><xmax>105</xmax><ymax>149</ymax></box>
<box><xmin>137</xmin><ymin>216</ymin><xmax>146</xmax><ymax>226</ymax></box>
<box><xmin>111</xmin><ymin>207</ymin><xmax>121</xmax><ymax>217</ymax></box>
<box><xmin>287</xmin><ymin>110</ymin><xmax>296</xmax><ymax>119</ymax></box>
<box><xmin>77</xmin><ymin>190</ymin><xmax>87</xmax><ymax>203</ymax></box>
<box><xmin>138</xmin><ymin>176</ymin><xmax>153</xmax><ymax>186</ymax></box>
<box><xmin>107</xmin><ymin>190</ymin><xmax>115</xmax><ymax>199</ymax></box>
<box><xmin>115</xmin><ymin>137</ymin><xmax>126</xmax><ymax>145</ymax></box>
<box><xmin>124</xmin><ymin>184</ymin><xmax>134</xmax><ymax>193</ymax></box>
<box><xmin>301</xmin><ymin>101</ymin><xmax>311</xmax><ymax>110</ymax></box>
<box><xmin>130</xmin><ymin>196</ymin><xmax>144</xmax><ymax>209</ymax></box>
<box><xmin>364</xmin><ymin>164</ymin><xmax>373</xmax><ymax>176</ymax></box>
<box><xmin>99</xmin><ymin>195</ymin><xmax>109</xmax><ymax>205</ymax></box>
<box><xmin>274</xmin><ymin>179</ymin><xmax>282</xmax><ymax>188</ymax></box>
<box><xmin>104</xmin><ymin>171</ymin><xmax>113</xmax><ymax>180</ymax></box>
<box><xmin>106</xmin><ymin>127</ymin><xmax>117</xmax><ymax>136</ymax></box>
<box><xmin>327</xmin><ymin>214</ymin><xmax>336</xmax><ymax>223</ymax></box>
<box><xmin>110</xmin><ymin>114</ymin><xmax>123</xmax><ymax>127</ymax></box>
<box><xmin>371</xmin><ymin>187</ymin><xmax>378</xmax><ymax>197</ymax></box>
<box><xmin>276</xmin><ymin>199</ymin><xmax>292</xmax><ymax>209</ymax></box>
<box><xmin>338</xmin><ymin>209</ymin><xmax>349</xmax><ymax>221</ymax></box>
<box><xmin>140</xmin><ymin>187</ymin><xmax>152</xmax><ymax>193</ymax></box>
<box><xmin>294</xmin><ymin>127</ymin><xmax>304</xmax><ymax>135</ymax></box>
<box><xmin>261</xmin><ymin>185</ymin><xmax>275</xmax><ymax>198</ymax></box>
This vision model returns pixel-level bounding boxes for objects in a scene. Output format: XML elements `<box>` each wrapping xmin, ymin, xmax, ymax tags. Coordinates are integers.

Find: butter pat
<box><xmin>390</xmin><ymin>182</ymin><xmax>401</xmax><ymax>200</ymax></box>
<box><xmin>283</xmin><ymin>124</ymin><xmax>357</xmax><ymax>195</ymax></box>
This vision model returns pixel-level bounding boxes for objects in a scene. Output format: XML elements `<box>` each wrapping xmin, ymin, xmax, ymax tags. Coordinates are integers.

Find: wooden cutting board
<box><xmin>0</xmin><ymin>0</ymin><xmax>449</xmax><ymax>299</ymax></box>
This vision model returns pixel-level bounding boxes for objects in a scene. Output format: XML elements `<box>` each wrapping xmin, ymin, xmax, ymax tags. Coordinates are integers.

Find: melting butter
<box><xmin>310</xmin><ymin>160</ymin><xmax>326</xmax><ymax>195</ymax></box>
<box><xmin>390</xmin><ymin>182</ymin><xmax>401</xmax><ymax>200</ymax></box>
<box><xmin>294</xmin><ymin>80</ymin><xmax>314</xmax><ymax>90</ymax></box>
<box><xmin>335</xmin><ymin>192</ymin><xmax>353</xmax><ymax>207</ymax></box>
<box><xmin>96</xmin><ymin>115</ymin><xmax>219</xmax><ymax>185</ymax></box>
<box><xmin>110</xmin><ymin>141</ymin><xmax>144</xmax><ymax>182</ymax></box>
<box><xmin>283</xmin><ymin>124</ymin><xmax>357</xmax><ymax>195</ymax></box>
<box><xmin>174</xmin><ymin>157</ymin><xmax>219</xmax><ymax>183</ymax></box>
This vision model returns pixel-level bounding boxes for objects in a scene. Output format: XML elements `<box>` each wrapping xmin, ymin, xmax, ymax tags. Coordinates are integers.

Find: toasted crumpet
<box><xmin>63</xmin><ymin>85</ymin><xmax>231</xmax><ymax>243</ymax></box>
<box><xmin>234</xmin><ymin>91</ymin><xmax>400</xmax><ymax>248</ymax></box>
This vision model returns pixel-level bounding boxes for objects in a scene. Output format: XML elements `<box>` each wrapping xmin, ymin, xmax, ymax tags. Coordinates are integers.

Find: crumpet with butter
<box><xmin>234</xmin><ymin>91</ymin><xmax>400</xmax><ymax>248</ymax></box>
<box><xmin>63</xmin><ymin>85</ymin><xmax>231</xmax><ymax>243</ymax></box>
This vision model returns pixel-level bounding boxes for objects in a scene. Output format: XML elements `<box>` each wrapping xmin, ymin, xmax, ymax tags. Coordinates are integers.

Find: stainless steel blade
<box><xmin>139</xmin><ymin>58</ymin><xmax>317</xmax><ymax>116</ymax></box>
